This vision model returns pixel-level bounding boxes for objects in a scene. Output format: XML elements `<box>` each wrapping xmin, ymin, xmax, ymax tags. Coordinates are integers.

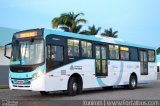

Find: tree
<box><xmin>157</xmin><ymin>47</ymin><xmax>160</xmax><ymax>55</ymax></box>
<box><xmin>52</xmin><ymin>12</ymin><xmax>87</xmax><ymax>33</ymax></box>
<box><xmin>101</xmin><ymin>28</ymin><xmax>118</xmax><ymax>38</ymax></box>
<box><xmin>80</xmin><ymin>25</ymin><xmax>101</xmax><ymax>35</ymax></box>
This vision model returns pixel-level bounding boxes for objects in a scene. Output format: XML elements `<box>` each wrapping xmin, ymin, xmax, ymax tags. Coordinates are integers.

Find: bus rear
<box><xmin>4</xmin><ymin>29</ymin><xmax>46</xmax><ymax>91</ymax></box>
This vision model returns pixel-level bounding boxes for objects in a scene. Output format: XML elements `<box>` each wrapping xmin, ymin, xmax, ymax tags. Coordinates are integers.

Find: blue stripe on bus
<box><xmin>96</xmin><ymin>61</ymin><xmax>124</xmax><ymax>87</ymax></box>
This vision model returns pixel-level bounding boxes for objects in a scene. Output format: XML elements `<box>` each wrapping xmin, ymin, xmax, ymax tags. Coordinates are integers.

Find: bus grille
<box><xmin>11</xmin><ymin>78</ymin><xmax>32</xmax><ymax>87</ymax></box>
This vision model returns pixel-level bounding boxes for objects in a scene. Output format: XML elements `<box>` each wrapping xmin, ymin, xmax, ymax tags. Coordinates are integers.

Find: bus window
<box><xmin>101</xmin><ymin>47</ymin><xmax>107</xmax><ymax>74</ymax></box>
<box><xmin>47</xmin><ymin>45</ymin><xmax>63</xmax><ymax>62</ymax></box>
<box><xmin>81</xmin><ymin>41</ymin><xmax>92</xmax><ymax>57</ymax></box>
<box><xmin>130</xmin><ymin>47</ymin><xmax>138</xmax><ymax>61</ymax></box>
<box><xmin>67</xmin><ymin>39</ymin><xmax>79</xmax><ymax>57</ymax></box>
<box><xmin>96</xmin><ymin>46</ymin><xmax>101</xmax><ymax>73</ymax></box>
<box><xmin>109</xmin><ymin>45</ymin><xmax>119</xmax><ymax>60</ymax></box>
<box><xmin>140</xmin><ymin>50</ymin><xmax>148</xmax><ymax>75</ymax></box>
<box><xmin>51</xmin><ymin>46</ymin><xmax>63</xmax><ymax>61</ymax></box>
<box><xmin>120</xmin><ymin>46</ymin><xmax>129</xmax><ymax>60</ymax></box>
<box><xmin>46</xmin><ymin>45</ymin><xmax>64</xmax><ymax>71</ymax></box>
<box><xmin>95</xmin><ymin>45</ymin><xmax>108</xmax><ymax>76</ymax></box>
<box><xmin>148</xmin><ymin>50</ymin><xmax>155</xmax><ymax>62</ymax></box>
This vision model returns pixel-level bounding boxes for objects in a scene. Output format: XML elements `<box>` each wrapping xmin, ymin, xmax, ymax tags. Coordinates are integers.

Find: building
<box><xmin>0</xmin><ymin>27</ymin><xmax>18</xmax><ymax>85</ymax></box>
<box><xmin>0</xmin><ymin>27</ymin><xmax>18</xmax><ymax>65</ymax></box>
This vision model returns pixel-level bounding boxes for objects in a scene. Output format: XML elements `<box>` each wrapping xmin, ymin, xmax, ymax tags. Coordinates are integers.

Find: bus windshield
<box><xmin>11</xmin><ymin>39</ymin><xmax>44</xmax><ymax>65</ymax></box>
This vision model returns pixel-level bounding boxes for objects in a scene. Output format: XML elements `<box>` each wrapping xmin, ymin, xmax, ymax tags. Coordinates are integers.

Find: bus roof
<box><xmin>28</xmin><ymin>28</ymin><xmax>156</xmax><ymax>50</ymax></box>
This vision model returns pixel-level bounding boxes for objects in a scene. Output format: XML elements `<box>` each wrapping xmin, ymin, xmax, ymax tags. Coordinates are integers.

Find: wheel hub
<box><xmin>131</xmin><ymin>79</ymin><xmax>136</xmax><ymax>87</ymax></box>
<box><xmin>73</xmin><ymin>82</ymin><xmax>77</xmax><ymax>91</ymax></box>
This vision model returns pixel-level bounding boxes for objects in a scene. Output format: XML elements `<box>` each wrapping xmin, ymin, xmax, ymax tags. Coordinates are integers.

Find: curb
<box><xmin>0</xmin><ymin>85</ymin><xmax>9</xmax><ymax>89</ymax></box>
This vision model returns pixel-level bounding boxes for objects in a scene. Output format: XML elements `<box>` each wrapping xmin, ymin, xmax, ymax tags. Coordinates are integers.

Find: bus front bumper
<box><xmin>9</xmin><ymin>76</ymin><xmax>46</xmax><ymax>91</ymax></box>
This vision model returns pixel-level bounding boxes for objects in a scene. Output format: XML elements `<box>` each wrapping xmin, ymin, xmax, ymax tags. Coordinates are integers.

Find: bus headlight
<box><xmin>32</xmin><ymin>70</ymin><xmax>44</xmax><ymax>79</ymax></box>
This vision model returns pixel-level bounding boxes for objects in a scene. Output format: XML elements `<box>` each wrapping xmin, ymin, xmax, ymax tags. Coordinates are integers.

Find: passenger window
<box><xmin>81</xmin><ymin>41</ymin><xmax>92</xmax><ymax>57</ymax></box>
<box><xmin>148</xmin><ymin>50</ymin><xmax>155</xmax><ymax>62</ymax></box>
<box><xmin>96</xmin><ymin>46</ymin><xmax>101</xmax><ymax>73</ymax></box>
<box><xmin>101</xmin><ymin>47</ymin><xmax>107</xmax><ymax>74</ymax></box>
<box><xmin>109</xmin><ymin>45</ymin><xmax>119</xmax><ymax>59</ymax></box>
<box><xmin>120</xmin><ymin>46</ymin><xmax>129</xmax><ymax>60</ymax></box>
<box><xmin>130</xmin><ymin>48</ymin><xmax>138</xmax><ymax>61</ymax></box>
<box><xmin>68</xmin><ymin>39</ymin><xmax>79</xmax><ymax>57</ymax></box>
<box><xmin>96</xmin><ymin>46</ymin><xmax>100</xmax><ymax>59</ymax></box>
<box><xmin>95</xmin><ymin>45</ymin><xmax>108</xmax><ymax>76</ymax></box>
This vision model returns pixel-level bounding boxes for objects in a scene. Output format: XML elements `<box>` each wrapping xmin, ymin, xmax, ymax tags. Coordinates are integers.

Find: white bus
<box><xmin>4</xmin><ymin>28</ymin><xmax>157</xmax><ymax>96</ymax></box>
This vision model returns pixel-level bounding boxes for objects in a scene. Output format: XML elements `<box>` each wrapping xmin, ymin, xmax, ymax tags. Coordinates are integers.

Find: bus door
<box><xmin>139</xmin><ymin>50</ymin><xmax>148</xmax><ymax>75</ymax></box>
<box><xmin>46</xmin><ymin>35</ymin><xmax>66</xmax><ymax>72</ymax></box>
<box><xmin>95</xmin><ymin>44</ymin><xmax>108</xmax><ymax>76</ymax></box>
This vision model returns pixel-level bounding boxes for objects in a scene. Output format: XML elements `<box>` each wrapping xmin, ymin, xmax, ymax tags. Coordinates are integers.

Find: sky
<box><xmin>0</xmin><ymin>0</ymin><xmax>160</xmax><ymax>48</ymax></box>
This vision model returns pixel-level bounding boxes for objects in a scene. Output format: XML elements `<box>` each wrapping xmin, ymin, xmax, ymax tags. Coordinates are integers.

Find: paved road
<box><xmin>0</xmin><ymin>81</ymin><xmax>160</xmax><ymax>106</ymax></box>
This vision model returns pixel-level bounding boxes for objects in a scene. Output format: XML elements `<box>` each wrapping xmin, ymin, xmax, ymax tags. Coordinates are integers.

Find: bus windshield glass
<box><xmin>11</xmin><ymin>39</ymin><xmax>44</xmax><ymax>65</ymax></box>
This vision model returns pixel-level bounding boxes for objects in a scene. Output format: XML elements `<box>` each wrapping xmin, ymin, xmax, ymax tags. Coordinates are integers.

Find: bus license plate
<box><xmin>17</xmin><ymin>80</ymin><xmax>23</xmax><ymax>85</ymax></box>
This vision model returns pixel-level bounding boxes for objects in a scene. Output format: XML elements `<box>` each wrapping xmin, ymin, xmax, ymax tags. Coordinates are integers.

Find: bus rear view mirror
<box><xmin>4</xmin><ymin>43</ymin><xmax>12</xmax><ymax>59</ymax></box>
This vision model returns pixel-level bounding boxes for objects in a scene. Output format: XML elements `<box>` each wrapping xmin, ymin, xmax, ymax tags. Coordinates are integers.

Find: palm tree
<box><xmin>101</xmin><ymin>28</ymin><xmax>118</xmax><ymax>38</ymax></box>
<box><xmin>52</xmin><ymin>12</ymin><xmax>87</xmax><ymax>33</ymax></box>
<box><xmin>80</xmin><ymin>25</ymin><xmax>101</xmax><ymax>35</ymax></box>
<box><xmin>157</xmin><ymin>47</ymin><xmax>160</xmax><ymax>55</ymax></box>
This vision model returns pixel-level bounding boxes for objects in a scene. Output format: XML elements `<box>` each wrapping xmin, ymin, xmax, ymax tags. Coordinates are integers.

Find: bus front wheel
<box><xmin>68</xmin><ymin>77</ymin><xmax>78</xmax><ymax>96</ymax></box>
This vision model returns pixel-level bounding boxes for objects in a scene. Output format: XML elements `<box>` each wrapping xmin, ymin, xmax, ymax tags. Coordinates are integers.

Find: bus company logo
<box><xmin>70</xmin><ymin>65</ymin><xmax>82</xmax><ymax>70</ymax></box>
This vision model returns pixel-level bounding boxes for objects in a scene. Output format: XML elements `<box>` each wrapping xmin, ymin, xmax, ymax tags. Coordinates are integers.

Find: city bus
<box><xmin>4</xmin><ymin>28</ymin><xmax>157</xmax><ymax>96</ymax></box>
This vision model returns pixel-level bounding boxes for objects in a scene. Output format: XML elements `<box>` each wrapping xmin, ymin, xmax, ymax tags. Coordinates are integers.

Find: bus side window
<box><xmin>47</xmin><ymin>45</ymin><xmax>64</xmax><ymax>62</ymax></box>
<box><xmin>67</xmin><ymin>39</ymin><xmax>79</xmax><ymax>57</ymax></box>
<box><xmin>109</xmin><ymin>45</ymin><xmax>119</xmax><ymax>60</ymax></box>
<box><xmin>81</xmin><ymin>41</ymin><xmax>92</xmax><ymax>58</ymax></box>
<box><xmin>130</xmin><ymin>47</ymin><xmax>138</xmax><ymax>61</ymax></box>
<box><xmin>148</xmin><ymin>50</ymin><xmax>155</xmax><ymax>62</ymax></box>
<box><xmin>120</xmin><ymin>46</ymin><xmax>129</xmax><ymax>60</ymax></box>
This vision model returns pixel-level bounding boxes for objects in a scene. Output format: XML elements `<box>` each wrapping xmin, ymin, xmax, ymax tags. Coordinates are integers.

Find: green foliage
<box><xmin>101</xmin><ymin>28</ymin><xmax>118</xmax><ymax>38</ymax></box>
<box><xmin>157</xmin><ymin>47</ymin><xmax>160</xmax><ymax>55</ymax></box>
<box><xmin>52</xmin><ymin>12</ymin><xmax>87</xmax><ymax>33</ymax></box>
<box><xmin>52</xmin><ymin>12</ymin><xmax>119</xmax><ymax>38</ymax></box>
<box><xmin>80</xmin><ymin>25</ymin><xmax>101</xmax><ymax>35</ymax></box>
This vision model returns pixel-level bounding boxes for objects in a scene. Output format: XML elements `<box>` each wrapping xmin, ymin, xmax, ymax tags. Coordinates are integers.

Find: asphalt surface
<box><xmin>0</xmin><ymin>81</ymin><xmax>160</xmax><ymax>106</ymax></box>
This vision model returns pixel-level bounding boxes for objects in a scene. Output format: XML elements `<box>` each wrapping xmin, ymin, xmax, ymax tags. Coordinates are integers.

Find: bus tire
<box><xmin>40</xmin><ymin>91</ymin><xmax>49</xmax><ymax>95</ymax></box>
<box><xmin>128</xmin><ymin>75</ymin><xmax>137</xmax><ymax>90</ymax></box>
<box><xmin>77</xmin><ymin>78</ymin><xmax>83</xmax><ymax>94</ymax></box>
<box><xmin>68</xmin><ymin>77</ymin><xmax>78</xmax><ymax>96</ymax></box>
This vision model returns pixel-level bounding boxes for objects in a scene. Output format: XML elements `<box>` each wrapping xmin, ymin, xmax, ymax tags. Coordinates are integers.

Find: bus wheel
<box><xmin>128</xmin><ymin>75</ymin><xmax>137</xmax><ymax>90</ymax></box>
<box><xmin>68</xmin><ymin>77</ymin><xmax>78</xmax><ymax>96</ymax></box>
<box><xmin>40</xmin><ymin>91</ymin><xmax>49</xmax><ymax>95</ymax></box>
<box><xmin>77</xmin><ymin>78</ymin><xmax>83</xmax><ymax>94</ymax></box>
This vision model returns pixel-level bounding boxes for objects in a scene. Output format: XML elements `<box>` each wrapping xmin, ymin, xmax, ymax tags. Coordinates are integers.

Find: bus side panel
<box><xmin>45</xmin><ymin>59</ymin><xmax>97</xmax><ymax>91</ymax></box>
<box><xmin>138</xmin><ymin>62</ymin><xmax>157</xmax><ymax>83</ymax></box>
